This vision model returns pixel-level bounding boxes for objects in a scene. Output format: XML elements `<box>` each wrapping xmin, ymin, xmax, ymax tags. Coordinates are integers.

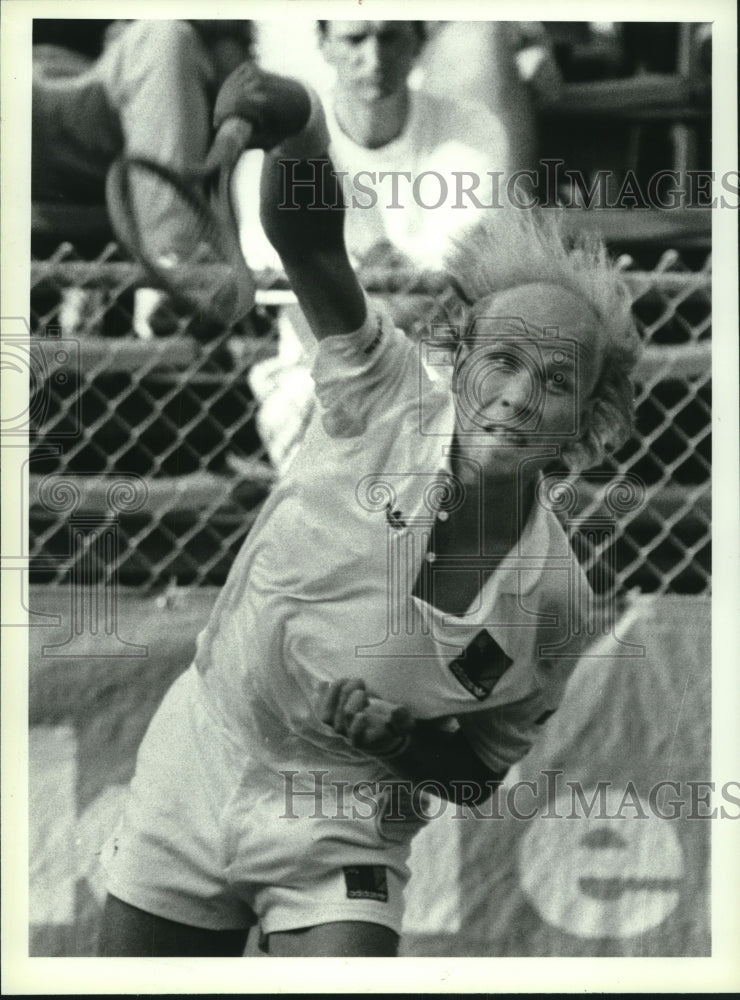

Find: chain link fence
<box><xmin>27</xmin><ymin>232</ymin><xmax>711</xmax><ymax>599</ymax></box>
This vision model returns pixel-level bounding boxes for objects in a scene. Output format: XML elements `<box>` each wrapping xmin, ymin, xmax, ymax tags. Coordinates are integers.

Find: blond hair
<box><xmin>446</xmin><ymin>207</ymin><xmax>642</xmax><ymax>471</ymax></box>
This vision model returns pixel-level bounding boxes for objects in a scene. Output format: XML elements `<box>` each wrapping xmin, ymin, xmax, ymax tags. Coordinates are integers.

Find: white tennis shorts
<box><xmin>101</xmin><ymin>666</ymin><xmax>412</xmax><ymax>937</ymax></box>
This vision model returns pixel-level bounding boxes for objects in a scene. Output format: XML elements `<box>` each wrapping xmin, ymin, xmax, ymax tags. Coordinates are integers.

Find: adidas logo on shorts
<box><xmin>343</xmin><ymin>865</ymin><xmax>389</xmax><ymax>902</ymax></box>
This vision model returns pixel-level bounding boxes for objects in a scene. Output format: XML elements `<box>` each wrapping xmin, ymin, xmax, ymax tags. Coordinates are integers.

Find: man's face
<box><xmin>320</xmin><ymin>21</ymin><xmax>422</xmax><ymax>102</ymax></box>
<box><xmin>451</xmin><ymin>283</ymin><xmax>604</xmax><ymax>478</ymax></box>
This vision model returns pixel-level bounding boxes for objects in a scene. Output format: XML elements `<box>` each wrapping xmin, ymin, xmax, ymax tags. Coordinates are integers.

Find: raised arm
<box><xmin>212</xmin><ymin>63</ymin><xmax>366</xmax><ymax>339</ymax></box>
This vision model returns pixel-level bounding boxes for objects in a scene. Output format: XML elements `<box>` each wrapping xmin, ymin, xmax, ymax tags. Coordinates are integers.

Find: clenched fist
<box><xmin>206</xmin><ymin>63</ymin><xmax>331</xmax><ymax>172</ymax></box>
<box><xmin>321</xmin><ymin>679</ymin><xmax>415</xmax><ymax>758</ymax></box>
<box><xmin>214</xmin><ymin>63</ymin><xmax>312</xmax><ymax>148</ymax></box>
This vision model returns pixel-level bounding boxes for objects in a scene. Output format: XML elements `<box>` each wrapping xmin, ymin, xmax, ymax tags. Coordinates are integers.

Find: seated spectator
<box><xmin>311</xmin><ymin>19</ymin><xmax>515</xmax><ymax>267</ymax></box>
<box><xmin>32</xmin><ymin>19</ymin><xmax>254</xmax><ymax>337</ymax></box>
<box><xmin>231</xmin><ymin>19</ymin><xmax>521</xmax><ymax>473</ymax></box>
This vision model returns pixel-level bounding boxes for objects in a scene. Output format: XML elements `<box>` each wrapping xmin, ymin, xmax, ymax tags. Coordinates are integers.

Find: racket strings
<box><xmin>107</xmin><ymin>156</ymin><xmax>255</xmax><ymax>327</ymax></box>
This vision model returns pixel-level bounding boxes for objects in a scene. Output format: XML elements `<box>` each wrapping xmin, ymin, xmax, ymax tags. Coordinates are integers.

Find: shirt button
<box><xmin>437</xmin><ymin>510</ymin><xmax>449</xmax><ymax>522</ymax></box>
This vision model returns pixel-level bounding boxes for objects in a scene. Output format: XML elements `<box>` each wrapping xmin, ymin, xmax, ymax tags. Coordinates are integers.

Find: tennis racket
<box><xmin>105</xmin><ymin>117</ymin><xmax>256</xmax><ymax>329</ymax></box>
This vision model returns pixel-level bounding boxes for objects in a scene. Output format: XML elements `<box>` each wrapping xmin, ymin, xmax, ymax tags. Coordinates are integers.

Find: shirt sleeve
<box><xmin>407</xmin><ymin>95</ymin><xmax>511</xmax><ymax>267</ymax></box>
<box><xmin>438</xmin><ymin>96</ymin><xmax>511</xmax><ymax>182</ymax></box>
<box><xmin>310</xmin><ymin>296</ymin><xmax>420</xmax><ymax>439</ymax></box>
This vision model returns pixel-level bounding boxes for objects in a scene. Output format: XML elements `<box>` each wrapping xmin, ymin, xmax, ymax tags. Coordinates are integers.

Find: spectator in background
<box><xmin>310</xmin><ymin>19</ymin><xmax>513</xmax><ymax>268</ymax></box>
<box><xmin>231</xmin><ymin>19</ymin><xmax>527</xmax><ymax>474</ymax></box>
<box><xmin>32</xmin><ymin>19</ymin><xmax>254</xmax><ymax>338</ymax></box>
<box><xmin>234</xmin><ymin>20</ymin><xmax>512</xmax><ymax>271</ymax></box>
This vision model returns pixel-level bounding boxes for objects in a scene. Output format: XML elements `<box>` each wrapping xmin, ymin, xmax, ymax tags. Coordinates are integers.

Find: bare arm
<box><xmin>211</xmin><ymin>63</ymin><xmax>366</xmax><ymax>339</ymax></box>
<box><xmin>321</xmin><ymin>679</ymin><xmax>506</xmax><ymax>806</ymax></box>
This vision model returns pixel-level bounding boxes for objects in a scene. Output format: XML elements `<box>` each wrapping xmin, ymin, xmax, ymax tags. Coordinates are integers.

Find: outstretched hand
<box><xmin>321</xmin><ymin>679</ymin><xmax>415</xmax><ymax>758</ymax></box>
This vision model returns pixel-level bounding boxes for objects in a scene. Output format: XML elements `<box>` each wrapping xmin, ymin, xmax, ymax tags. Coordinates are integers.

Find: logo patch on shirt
<box><xmin>343</xmin><ymin>865</ymin><xmax>389</xmax><ymax>902</ymax></box>
<box><xmin>449</xmin><ymin>630</ymin><xmax>513</xmax><ymax>700</ymax></box>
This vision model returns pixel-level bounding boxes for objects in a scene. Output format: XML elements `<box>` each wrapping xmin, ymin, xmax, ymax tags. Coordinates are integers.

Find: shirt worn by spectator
<box><xmin>323</xmin><ymin>88</ymin><xmax>509</xmax><ymax>267</ymax></box>
<box><xmin>233</xmin><ymin>86</ymin><xmax>508</xmax><ymax>270</ymax></box>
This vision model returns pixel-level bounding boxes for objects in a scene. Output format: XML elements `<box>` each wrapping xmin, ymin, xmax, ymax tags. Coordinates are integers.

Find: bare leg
<box><xmin>267</xmin><ymin>920</ymin><xmax>399</xmax><ymax>957</ymax></box>
<box><xmin>97</xmin><ymin>893</ymin><xmax>250</xmax><ymax>957</ymax></box>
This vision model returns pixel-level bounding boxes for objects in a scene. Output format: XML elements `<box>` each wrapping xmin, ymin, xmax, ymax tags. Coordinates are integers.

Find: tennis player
<box><xmin>99</xmin><ymin>66</ymin><xmax>641</xmax><ymax>957</ymax></box>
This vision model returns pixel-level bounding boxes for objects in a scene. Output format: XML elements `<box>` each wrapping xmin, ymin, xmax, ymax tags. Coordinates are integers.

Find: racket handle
<box><xmin>204</xmin><ymin>116</ymin><xmax>253</xmax><ymax>174</ymax></box>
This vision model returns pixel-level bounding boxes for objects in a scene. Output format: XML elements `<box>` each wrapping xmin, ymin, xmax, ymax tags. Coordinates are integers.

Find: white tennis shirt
<box><xmin>192</xmin><ymin>299</ymin><xmax>593</xmax><ymax>782</ymax></box>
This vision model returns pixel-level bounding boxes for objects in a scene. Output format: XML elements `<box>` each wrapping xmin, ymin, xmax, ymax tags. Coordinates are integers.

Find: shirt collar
<box><xmin>433</xmin><ymin>393</ymin><xmax>563</xmax><ymax>597</ymax></box>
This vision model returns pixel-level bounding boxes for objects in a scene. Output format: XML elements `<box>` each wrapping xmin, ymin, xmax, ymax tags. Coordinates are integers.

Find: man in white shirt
<box><xmin>99</xmin><ymin>67</ymin><xmax>641</xmax><ymax>959</ymax></box>
<box><xmin>314</xmin><ymin>19</ymin><xmax>511</xmax><ymax>267</ymax></box>
<box><xmin>233</xmin><ymin>20</ymin><xmax>510</xmax><ymax>269</ymax></box>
